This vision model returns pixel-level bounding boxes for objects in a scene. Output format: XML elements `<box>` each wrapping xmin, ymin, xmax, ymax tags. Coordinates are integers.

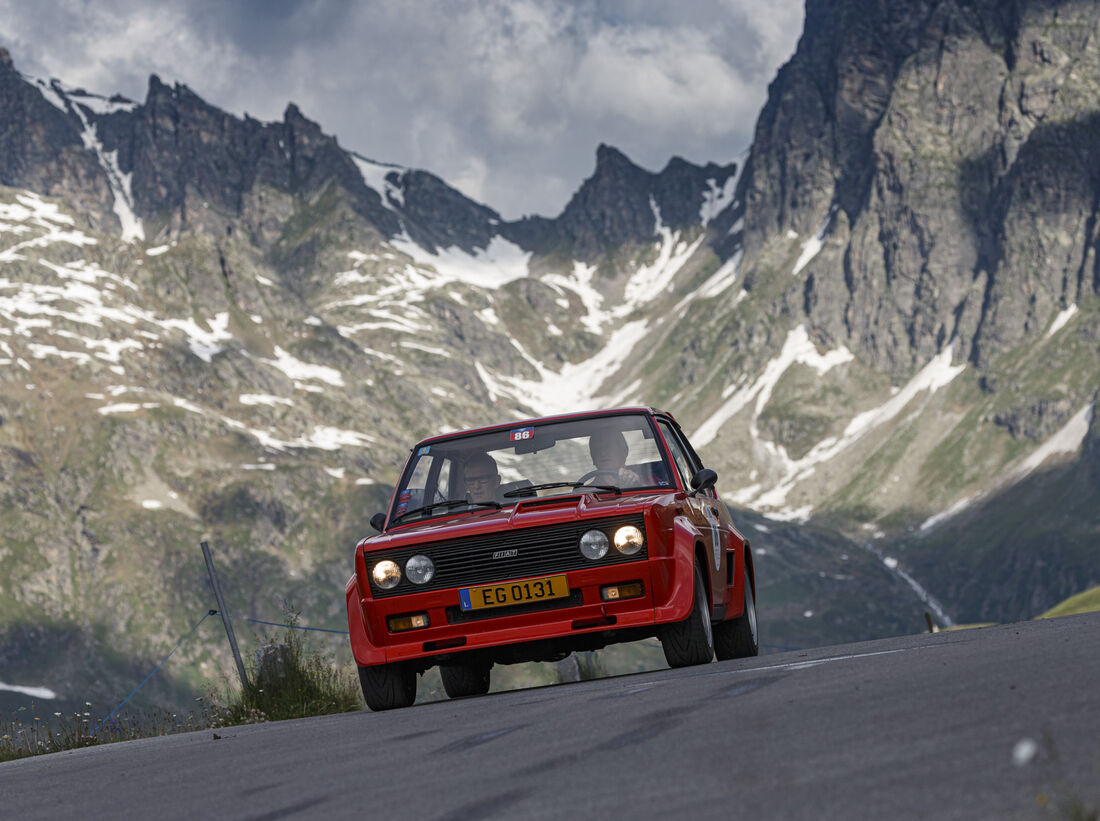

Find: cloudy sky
<box><xmin>0</xmin><ymin>0</ymin><xmax>804</xmax><ymax>218</ymax></box>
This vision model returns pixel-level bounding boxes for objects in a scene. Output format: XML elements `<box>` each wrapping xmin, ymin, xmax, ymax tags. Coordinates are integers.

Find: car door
<box><xmin>655</xmin><ymin>418</ymin><xmax>728</xmax><ymax>613</ymax></box>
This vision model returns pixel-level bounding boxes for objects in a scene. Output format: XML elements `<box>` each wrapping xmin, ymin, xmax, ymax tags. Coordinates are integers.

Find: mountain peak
<box><xmin>0</xmin><ymin>47</ymin><xmax>13</xmax><ymax>69</ymax></box>
<box><xmin>283</xmin><ymin>102</ymin><xmax>323</xmax><ymax>134</ymax></box>
<box><xmin>594</xmin><ymin>143</ymin><xmax>640</xmax><ymax>175</ymax></box>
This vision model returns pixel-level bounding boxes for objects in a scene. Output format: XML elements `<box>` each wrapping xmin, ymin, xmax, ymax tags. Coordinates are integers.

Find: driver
<box><xmin>463</xmin><ymin>453</ymin><xmax>501</xmax><ymax>503</ymax></box>
<box><xmin>588</xmin><ymin>431</ymin><xmax>642</xmax><ymax>487</ymax></box>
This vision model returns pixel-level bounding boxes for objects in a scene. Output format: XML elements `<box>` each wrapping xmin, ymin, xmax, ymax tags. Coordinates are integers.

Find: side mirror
<box><xmin>369</xmin><ymin>512</ymin><xmax>386</xmax><ymax>532</ymax></box>
<box><xmin>690</xmin><ymin>468</ymin><xmax>718</xmax><ymax>495</ymax></box>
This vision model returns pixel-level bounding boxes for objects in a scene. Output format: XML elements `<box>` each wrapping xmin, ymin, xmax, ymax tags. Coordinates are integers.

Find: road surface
<box><xmin>2</xmin><ymin>612</ymin><xmax>1098</xmax><ymax>820</ymax></box>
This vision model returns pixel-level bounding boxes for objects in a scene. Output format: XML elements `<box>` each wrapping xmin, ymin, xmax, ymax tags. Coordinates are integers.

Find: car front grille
<box><xmin>368</xmin><ymin>515</ymin><xmax>647</xmax><ymax>598</ymax></box>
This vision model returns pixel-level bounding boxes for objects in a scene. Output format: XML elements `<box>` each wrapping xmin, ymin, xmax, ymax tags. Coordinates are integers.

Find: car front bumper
<box><xmin>348</xmin><ymin>549</ymin><xmax>696</xmax><ymax>667</ymax></box>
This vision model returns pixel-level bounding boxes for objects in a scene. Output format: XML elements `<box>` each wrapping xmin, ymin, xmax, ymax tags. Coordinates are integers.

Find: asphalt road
<box><xmin>2</xmin><ymin>612</ymin><xmax>1098</xmax><ymax>820</ymax></box>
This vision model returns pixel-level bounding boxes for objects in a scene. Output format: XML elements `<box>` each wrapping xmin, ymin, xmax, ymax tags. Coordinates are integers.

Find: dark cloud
<box><xmin>0</xmin><ymin>0</ymin><xmax>803</xmax><ymax>218</ymax></box>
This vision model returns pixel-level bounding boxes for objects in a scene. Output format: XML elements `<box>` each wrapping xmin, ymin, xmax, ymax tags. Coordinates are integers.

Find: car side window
<box><xmin>405</xmin><ymin>454</ymin><xmax>453</xmax><ymax>505</ymax></box>
<box><xmin>658</xmin><ymin>420</ymin><xmax>694</xmax><ymax>489</ymax></box>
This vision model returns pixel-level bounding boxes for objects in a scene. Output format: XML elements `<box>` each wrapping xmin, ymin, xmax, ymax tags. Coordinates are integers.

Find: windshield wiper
<box><xmin>501</xmin><ymin>480</ymin><xmax>621</xmax><ymax>497</ymax></box>
<box><xmin>573</xmin><ymin>483</ymin><xmax>622</xmax><ymax>494</ymax></box>
<box><xmin>393</xmin><ymin>498</ymin><xmax>501</xmax><ymax>523</ymax></box>
<box><xmin>502</xmin><ymin>482</ymin><xmax>577</xmax><ymax>498</ymax></box>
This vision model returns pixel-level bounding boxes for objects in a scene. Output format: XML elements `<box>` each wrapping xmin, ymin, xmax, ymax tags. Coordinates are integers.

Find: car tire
<box><xmin>661</xmin><ymin>562</ymin><xmax>714</xmax><ymax>668</ymax></box>
<box><xmin>440</xmin><ymin>660</ymin><xmax>492</xmax><ymax>699</ymax></box>
<box><xmin>358</xmin><ymin>662</ymin><xmax>417</xmax><ymax>711</ymax></box>
<box><xmin>714</xmin><ymin>563</ymin><xmax>759</xmax><ymax>660</ymax></box>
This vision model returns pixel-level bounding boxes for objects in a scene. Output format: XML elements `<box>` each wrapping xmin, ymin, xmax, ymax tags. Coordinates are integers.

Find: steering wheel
<box><xmin>574</xmin><ymin>469</ymin><xmax>621</xmax><ymax>488</ymax></box>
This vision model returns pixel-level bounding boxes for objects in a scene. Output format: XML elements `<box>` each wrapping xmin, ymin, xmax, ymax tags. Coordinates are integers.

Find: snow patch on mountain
<box><xmin>240</xmin><ymin>394</ymin><xmax>295</xmax><ymax>407</ymax></box>
<box><xmin>352</xmin><ymin>155</ymin><xmax>407</xmax><ymax>209</ymax></box>
<box><xmin>918</xmin><ymin>402</ymin><xmax>1094</xmax><ymax>532</ymax></box>
<box><xmin>1046</xmin><ymin>304</ymin><xmax>1078</xmax><ymax>338</ymax></box>
<box><xmin>542</xmin><ymin>262</ymin><xmax>604</xmax><ymax>333</ymax></box>
<box><xmin>389</xmin><ymin>233</ymin><xmax>530</xmax><ymax>290</ymax></box>
<box><xmin>261</xmin><ymin>346</ymin><xmax>344</xmax><ymax>386</ymax></box>
<box><xmin>731</xmin><ymin>343</ymin><xmax>966</xmax><ymax>517</ymax></box>
<box><xmin>792</xmin><ymin>211</ymin><xmax>833</xmax><ymax>275</ymax></box>
<box><xmin>624</xmin><ymin>200</ymin><xmax>705</xmax><ymax>314</ymax></box>
<box><xmin>698</xmin><ymin>251</ymin><xmax>741</xmax><ymax>298</ymax></box>
<box><xmin>0</xmin><ymin>680</ymin><xmax>56</xmax><ymax>699</ymax></box>
<box><xmin>0</xmin><ymin>193</ymin><xmax>96</xmax><ymax>265</ymax></box>
<box><xmin>700</xmin><ymin>148</ymin><xmax>746</xmax><ymax>227</ymax></box>
<box><xmin>919</xmin><ymin>493</ymin><xmax>980</xmax><ymax>532</ymax></box>
<box><xmin>694</xmin><ymin>325</ymin><xmax>854</xmax><ymax>447</ymax></box>
<box><xmin>699</xmin><ymin>175</ymin><xmax>737</xmax><ymax>226</ymax></box>
<box><xmin>476</xmin><ymin>319</ymin><xmax>650</xmax><ymax>416</ymax></box>
<box><xmin>1009</xmin><ymin>402</ymin><xmax>1093</xmax><ymax>480</ymax></box>
<box><xmin>69</xmin><ymin>104</ymin><xmax>144</xmax><ymax>242</ymax></box>
<box><xmin>161</xmin><ymin>313</ymin><xmax>232</xmax><ymax>363</ymax></box>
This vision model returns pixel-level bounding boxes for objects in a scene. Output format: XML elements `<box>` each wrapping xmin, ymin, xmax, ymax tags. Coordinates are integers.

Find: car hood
<box><xmin>360</xmin><ymin>491</ymin><xmax>678</xmax><ymax>553</ymax></box>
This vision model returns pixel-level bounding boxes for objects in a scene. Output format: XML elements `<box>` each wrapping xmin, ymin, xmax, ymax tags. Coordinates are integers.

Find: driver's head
<box><xmin>589</xmin><ymin>431</ymin><xmax>628</xmax><ymax>471</ymax></box>
<box><xmin>463</xmin><ymin>453</ymin><xmax>500</xmax><ymax>503</ymax></box>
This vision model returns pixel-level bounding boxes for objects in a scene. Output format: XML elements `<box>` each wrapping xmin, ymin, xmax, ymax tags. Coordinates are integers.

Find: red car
<box><xmin>346</xmin><ymin>407</ymin><xmax>758</xmax><ymax>710</ymax></box>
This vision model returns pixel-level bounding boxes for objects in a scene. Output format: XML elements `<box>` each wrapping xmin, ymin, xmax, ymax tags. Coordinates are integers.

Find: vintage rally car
<box><xmin>346</xmin><ymin>407</ymin><xmax>758</xmax><ymax>710</ymax></box>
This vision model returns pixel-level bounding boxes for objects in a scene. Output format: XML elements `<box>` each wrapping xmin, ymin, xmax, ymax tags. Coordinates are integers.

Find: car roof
<box><xmin>414</xmin><ymin>406</ymin><xmax>677</xmax><ymax>448</ymax></box>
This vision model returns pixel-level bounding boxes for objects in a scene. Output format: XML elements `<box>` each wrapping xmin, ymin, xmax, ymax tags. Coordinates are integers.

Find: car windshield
<box><xmin>389</xmin><ymin>413</ymin><xmax>674</xmax><ymax>525</ymax></box>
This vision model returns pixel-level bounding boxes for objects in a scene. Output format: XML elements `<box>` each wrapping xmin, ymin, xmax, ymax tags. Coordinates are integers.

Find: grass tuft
<box><xmin>209</xmin><ymin>613</ymin><xmax>361</xmax><ymax>723</ymax></box>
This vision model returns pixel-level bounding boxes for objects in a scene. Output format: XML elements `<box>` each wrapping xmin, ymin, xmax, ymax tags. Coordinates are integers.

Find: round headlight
<box><xmin>405</xmin><ymin>554</ymin><xmax>435</xmax><ymax>585</ymax></box>
<box><xmin>614</xmin><ymin>525</ymin><xmax>644</xmax><ymax>555</ymax></box>
<box><xmin>580</xmin><ymin>529</ymin><xmax>609</xmax><ymax>560</ymax></box>
<box><xmin>371</xmin><ymin>559</ymin><xmax>401</xmax><ymax>589</ymax></box>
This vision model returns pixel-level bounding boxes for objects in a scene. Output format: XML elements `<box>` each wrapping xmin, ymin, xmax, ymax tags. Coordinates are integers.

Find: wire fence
<box><xmin>90</xmin><ymin>610</ymin><xmax>219</xmax><ymax>738</ymax></box>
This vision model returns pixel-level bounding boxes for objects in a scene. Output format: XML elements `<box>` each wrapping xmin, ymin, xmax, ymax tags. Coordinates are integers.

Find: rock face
<box><xmin>505</xmin><ymin>145</ymin><xmax>739</xmax><ymax>262</ymax></box>
<box><xmin>742</xmin><ymin>0</ymin><xmax>1100</xmax><ymax>379</ymax></box>
<box><xmin>0</xmin><ymin>49</ymin><xmax>117</xmax><ymax>232</ymax></box>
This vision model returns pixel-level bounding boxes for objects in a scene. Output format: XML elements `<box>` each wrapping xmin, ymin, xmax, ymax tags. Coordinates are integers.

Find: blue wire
<box><xmin>90</xmin><ymin>610</ymin><xmax>218</xmax><ymax>738</ymax></box>
<box><xmin>245</xmin><ymin>617</ymin><xmax>349</xmax><ymax>635</ymax></box>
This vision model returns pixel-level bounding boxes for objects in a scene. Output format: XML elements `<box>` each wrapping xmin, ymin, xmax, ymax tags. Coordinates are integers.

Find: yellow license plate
<box><xmin>459</xmin><ymin>574</ymin><xmax>569</xmax><ymax>612</ymax></box>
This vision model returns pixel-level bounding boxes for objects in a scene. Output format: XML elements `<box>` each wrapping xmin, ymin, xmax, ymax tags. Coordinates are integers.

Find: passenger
<box><xmin>463</xmin><ymin>453</ymin><xmax>501</xmax><ymax>503</ymax></box>
<box><xmin>588</xmin><ymin>431</ymin><xmax>643</xmax><ymax>487</ymax></box>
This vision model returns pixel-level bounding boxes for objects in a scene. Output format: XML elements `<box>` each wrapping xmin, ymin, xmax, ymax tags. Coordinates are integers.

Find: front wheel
<box><xmin>714</xmin><ymin>563</ymin><xmax>759</xmax><ymax>660</ymax></box>
<box><xmin>359</xmin><ymin>662</ymin><xmax>417</xmax><ymax>711</ymax></box>
<box><xmin>440</xmin><ymin>661</ymin><xmax>492</xmax><ymax>699</ymax></box>
<box><xmin>661</xmin><ymin>562</ymin><xmax>714</xmax><ymax>668</ymax></box>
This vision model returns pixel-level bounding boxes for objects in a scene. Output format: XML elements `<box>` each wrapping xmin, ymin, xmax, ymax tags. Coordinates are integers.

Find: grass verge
<box><xmin>209</xmin><ymin>614</ymin><xmax>361</xmax><ymax>723</ymax></box>
<box><xmin>1</xmin><ymin>615</ymin><xmax>361</xmax><ymax>763</ymax></box>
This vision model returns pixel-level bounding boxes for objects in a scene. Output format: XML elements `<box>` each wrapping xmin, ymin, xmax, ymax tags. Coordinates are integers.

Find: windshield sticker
<box><xmin>417</xmin><ymin>446</ymin><xmax>430</xmax><ymax>456</ymax></box>
<box><xmin>509</xmin><ymin>426</ymin><xmax>535</xmax><ymax>443</ymax></box>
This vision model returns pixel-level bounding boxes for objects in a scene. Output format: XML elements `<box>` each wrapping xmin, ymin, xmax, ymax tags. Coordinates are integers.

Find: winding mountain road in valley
<box><xmin>3</xmin><ymin>613</ymin><xmax>1098</xmax><ymax>820</ymax></box>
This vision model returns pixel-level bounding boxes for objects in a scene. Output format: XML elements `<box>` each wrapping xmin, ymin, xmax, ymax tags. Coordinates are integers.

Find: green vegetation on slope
<box><xmin>1037</xmin><ymin>586</ymin><xmax>1100</xmax><ymax>619</ymax></box>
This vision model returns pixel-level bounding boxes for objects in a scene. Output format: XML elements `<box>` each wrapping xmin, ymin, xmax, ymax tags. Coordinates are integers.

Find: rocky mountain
<box><xmin>2</xmin><ymin>0</ymin><xmax>1098</xmax><ymax>711</ymax></box>
<box><xmin>655</xmin><ymin>0</ymin><xmax>1100</xmax><ymax>625</ymax></box>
